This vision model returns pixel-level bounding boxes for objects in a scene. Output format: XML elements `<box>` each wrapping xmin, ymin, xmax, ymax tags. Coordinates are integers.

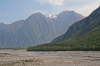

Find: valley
<box><xmin>0</xmin><ymin>1</ymin><xmax>100</xmax><ymax>66</ymax></box>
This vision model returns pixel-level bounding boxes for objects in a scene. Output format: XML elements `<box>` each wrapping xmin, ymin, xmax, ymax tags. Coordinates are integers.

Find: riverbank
<box><xmin>0</xmin><ymin>50</ymin><xmax>100</xmax><ymax>66</ymax></box>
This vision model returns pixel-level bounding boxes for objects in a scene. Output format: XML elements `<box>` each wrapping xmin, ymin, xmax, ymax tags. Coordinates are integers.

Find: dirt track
<box><xmin>0</xmin><ymin>50</ymin><xmax>100</xmax><ymax>66</ymax></box>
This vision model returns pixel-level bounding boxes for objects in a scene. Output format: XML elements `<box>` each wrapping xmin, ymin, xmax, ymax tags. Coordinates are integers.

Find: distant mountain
<box><xmin>50</xmin><ymin>10</ymin><xmax>84</xmax><ymax>36</ymax></box>
<box><xmin>0</xmin><ymin>11</ymin><xmax>84</xmax><ymax>48</ymax></box>
<box><xmin>0</xmin><ymin>12</ymin><xmax>56</xmax><ymax>48</ymax></box>
<box><xmin>27</xmin><ymin>6</ymin><xmax>100</xmax><ymax>51</ymax></box>
<box><xmin>0</xmin><ymin>22</ymin><xmax>7</xmax><ymax>30</ymax></box>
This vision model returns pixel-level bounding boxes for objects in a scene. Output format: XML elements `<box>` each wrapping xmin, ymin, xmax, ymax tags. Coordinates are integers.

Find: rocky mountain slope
<box><xmin>27</xmin><ymin>6</ymin><xmax>100</xmax><ymax>51</ymax></box>
<box><xmin>53</xmin><ymin>6</ymin><xmax>100</xmax><ymax>42</ymax></box>
<box><xmin>0</xmin><ymin>11</ymin><xmax>84</xmax><ymax>48</ymax></box>
<box><xmin>50</xmin><ymin>10</ymin><xmax>84</xmax><ymax>36</ymax></box>
<box><xmin>0</xmin><ymin>12</ymin><xmax>56</xmax><ymax>47</ymax></box>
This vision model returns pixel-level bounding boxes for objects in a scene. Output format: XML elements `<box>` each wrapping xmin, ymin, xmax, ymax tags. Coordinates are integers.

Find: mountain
<box><xmin>0</xmin><ymin>12</ymin><xmax>56</xmax><ymax>48</ymax></box>
<box><xmin>50</xmin><ymin>10</ymin><xmax>84</xmax><ymax>36</ymax></box>
<box><xmin>53</xmin><ymin>6</ymin><xmax>100</xmax><ymax>42</ymax></box>
<box><xmin>27</xmin><ymin>6</ymin><xmax>100</xmax><ymax>51</ymax></box>
<box><xmin>0</xmin><ymin>22</ymin><xmax>7</xmax><ymax>30</ymax></box>
<box><xmin>0</xmin><ymin>11</ymin><xmax>84</xmax><ymax>48</ymax></box>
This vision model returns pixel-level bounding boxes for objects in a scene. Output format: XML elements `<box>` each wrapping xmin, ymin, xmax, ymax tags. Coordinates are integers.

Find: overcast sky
<box><xmin>0</xmin><ymin>0</ymin><xmax>100</xmax><ymax>24</ymax></box>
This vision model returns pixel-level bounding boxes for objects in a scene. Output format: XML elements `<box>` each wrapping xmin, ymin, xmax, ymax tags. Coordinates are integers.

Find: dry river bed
<box><xmin>0</xmin><ymin>49</ymin><xmax>100</xmax><ymax>66</ymax></box>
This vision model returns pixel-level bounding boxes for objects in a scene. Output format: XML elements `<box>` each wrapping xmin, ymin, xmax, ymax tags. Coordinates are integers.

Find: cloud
<box><xmin>48</xmin><ymin>0</ymin><xmax>64</xmax><ymax>6</ymax></box>
<box><xmin>37</xmin><ymin>0</ymin><xmax>64</xmax><ymax>6</ymax></box>
<box><xmin>74</xmin><ymin>0</ymin><xmax>100</xmax><ymax>16</ymax></box>
<box><xmin>56</xmin><ymin>0</ymin><xmax>100</xmax><ymax>16</ymax></box>
<box><xmin>33</xmin><ymin>0</ymin><xmax>100</xmax><ymax>16</ymax></box>
<box><xmin>0</xmin><ymin>11</ymin><xmax>9</xmax><ymax>16</ymax></box>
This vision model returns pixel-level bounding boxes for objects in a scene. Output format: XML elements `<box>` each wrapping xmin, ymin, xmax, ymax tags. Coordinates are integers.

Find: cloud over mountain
<box><xmin>37</xmin><ymin>0</ymin><xmax>64</xmax><ymax>6</ymax></box>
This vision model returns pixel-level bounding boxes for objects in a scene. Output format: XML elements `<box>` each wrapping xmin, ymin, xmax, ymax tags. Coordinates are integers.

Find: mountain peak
<box><xmin>52</xmin><ymin>6</ymin><xmax>100</xmax><ymax>43</ymax></box>
<box><xmin>62</xmin><ymin>10</ymin><xmax>75</xmax><ymax>13</ymax></box>
<box><xmin>31</xmin><ymin>12</ymin><xmax>43</xmax><ymax>17</ymax></box>
<box><xmin>26</xmin><ymin>12</ymin><xmax>45</xmax><ymax>20</ymax></box>
<box><xmin>34</xmin><ymin>12</ymin><xmax>42</xmax><ymax>15</ymax></box>
<box><xmin>59</xmin><ymin>10</ymin><xmax>76</xmax><ymax>16</ymax></box>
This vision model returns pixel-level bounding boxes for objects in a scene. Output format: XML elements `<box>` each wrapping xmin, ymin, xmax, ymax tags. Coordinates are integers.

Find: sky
<box><xmin>0</xmin><ymin>0</ymin><xmax>100</xmax><ymax>24</ymax></box>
